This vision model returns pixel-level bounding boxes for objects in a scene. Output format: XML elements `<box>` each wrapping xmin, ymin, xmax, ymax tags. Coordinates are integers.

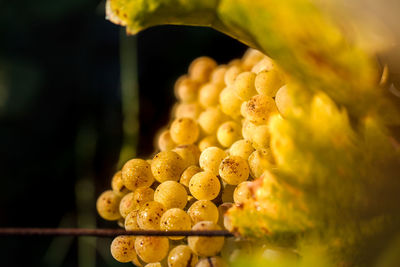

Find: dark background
<box><xmin>0</xmin><ymin>0</ymin><xmax>246</xmax><ymax>266</ymax></box>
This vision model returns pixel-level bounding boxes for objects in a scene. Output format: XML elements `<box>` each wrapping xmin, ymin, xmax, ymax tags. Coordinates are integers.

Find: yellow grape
<box><xmin>198</xmin><ymin>135</ymin><xmax>219</xmax><ymax>152</ymax></box>
<box><xmin>157</xmin><ymin>129</ymin><xmax>176</xmax><ymax>151</ymax></box>
<box><xmin>188</xmin><ymin>56</ymin><xmax>217</xmax><ymax>83</ymax></box>
<box><xmin>111</xmin><ymin>171</ymin><xmax>129</xmax><ymax>197</ymax></box>
<box><xmin>151</xmin><ymin>151</ymin><xmax>186</xmax><ymax>182</ymax></box>
<box><xmin>145</xmin><ymin>263</ymin><xmax>161</xmax><ymax>267</ymax></box>
<box><xmin>160</xmin><ymin>208</ymin><xmax>192</xmax><ymax>240</ymax></box>
<box><xmin>196</xmin><ymin>256</ymin><xmax>227</xmax><ymax>267</ymax></box>
<box><xmin>110</xmin><ymin>235</ymin><xmax>138</xmax><ymax>263</ymax></box>
<box><xmin>219</xmin><ymin>86</ymin><xmax>242</xmax><ymax>118</ymax></box>
<box><xmin>274</xmin><ymin>85</ymin><xmax>291</xmax><ymax>117</ymax></box>
<box><xmin>217</xmin><ymin>203</ymin><xmax>233</xmax><ymax>229</ymax></box>
<box><xmin>229</xmin><ymin>139</ymin><xmax>255</xmax><ymax>160</ymax></box>
<box><xmin>187</xmin><ymin>200</ymin><xmax>219</xmax><ymax>224</ymax></box>
<box><xmin>241</xmin><ymin>48</ymin><xmax>265</xmax><ymax>71</ymax></box>
<box><xmin>210</xmin><ymin>65</ymin><xmax>227</xmax><ymax>87</ymax></box>
<box><xmin>173</xmin><ymin>144</ymin><xmax>201</xmax><ymax>169</ymax></box>
<box><xmin>199</xmin><ymin>147</ymin><xmax>227</xmax><ymax>176</ymax></box>
<box><xmin>188</xmin><ymin>221</ymin><xmax>225</xmax><ymax>257</ymax></box>
<box><xmin>199</xmin><ymin>82</ymin><xmax>223</xmax><ymax>108</ymax></box>
<box><xmin>251</xmin><ymin>124</ymin><xmax>271</xmax><ymax>149</ymax></box>
<box><xmin>124</xmin><ymin>210</ymin><xmax>140</xmax><ymax>231</ymax></box>
<box><xmin>233</xmin><ymin>181</ymin><xmax>253</xmax><ymax>204</ymax></box>
<box><xmin>122</xmin><ymin>158</ymin><xmax>154</xmax><ymax>191</ymax></box>
<box><xmin>241</xmin><ymin>119</ymin><xmax>257</xmax><ymax>142</ymax></box>
<box><xmin>217</xmin><ymin>121</ymin><xmax>242</xmax><ymax>148</ymax></box>
<box><xmin>154</xmin><ymin>181</ymin><xmax>188</xmax><ymax>209</ymax></box>
<box><xmin>248</xmin><ymin>148</ymin><xmax>274</xmax><ymax>178</ymax></box>
<box><xmin>173</xmin><ymin>102</ymin><xmax>203</xmax><ymax>120</ymax></box>
<box><xmin>135</xmin><ymin>236</ymin><xmax>169</xmax><ymax>263</ymax></box>
<box><xmin>189</xmin><ymin>171</ymin><xmax>221</xmax><ymax>201</ymax></box>
<box><xmin>137</xmin><ymin>201</ymin><xmax>166</xmax><ymax>230</ymax></box>
<box><xmin>180</xmin><ymin>165</ymin><xmax>202</xmax><ymax>188</ymax></box>
<box><xmin>168</xmin><ymin>245</ymin><xmax>198</xmax><ymax>267</ymax></box>
<box><xmin>133</xmin><ymin>187</ymin><xmax>154</xmax><ymax>209</ymax></box>
<box><xmin>219</xmin><ymin>156</ymin><xmax>249</xmax><ymax>185</ymax></box>
<box><xmin>96</xmin><ymin>190</ymin><xmax>121</xmax><ymax>221</ymax></box>
<box><xmin>198</xmin><ymin>107</ymin><xmax>226</xmax><ymax>135</ymax></box>
<box><xmin>119</xmin><ymin>192</ymin><xmax>137</xmax><ymax>218</ymax></box>
<box><xmin>224</xmin><ymin>65</ymin><xmax>242</xmax><ymax>86</ymax></box>
<box><xmin>251</xmin><ymin>57</ymin><xmax>274</xmax><ymax>74</ymax></box>
<box><xmin>174</xmin><ymin>75</ymin><xmax>199</xmax><ymax>103</ymax></box>
<box><xmin>233</xmin><ymin>71</ymin><xmax>257</xmax><ymax>101</ymax></box>
<box><xmin>170</xmin><ymin>117</ymin><xmax>199</xmax><ymax>145</ymax></box>
<box><xmin>242</xmin><ymin>94</ymin><xmax>277</xmax><ymax>125</ymax></box>
<box><xmin>255</xmin><ymin>69</ymin><xmax>284</xmax><ymax>97</ymax></box>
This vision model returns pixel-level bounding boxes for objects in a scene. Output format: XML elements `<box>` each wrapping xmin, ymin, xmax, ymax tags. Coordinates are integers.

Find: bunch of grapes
<box><xmin>96</xmin><ymin>48</ymin><xmax>287</xmax><ymax>266</ymax></box>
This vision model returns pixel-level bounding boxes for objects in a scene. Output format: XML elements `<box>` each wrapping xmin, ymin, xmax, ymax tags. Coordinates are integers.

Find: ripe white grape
<box><xmin>124</xmin><ymin>210</ymin><xmax>140</xmax><ymax>231</ymax></box>
<box><xmin>160</xmin><ymin>208</ymin><xmax>192</xmax><ymax>240</ymax></box>
<box><xmin>168</xmin><ymin>245</ymin><xmax>198</xmax><ymax>267</ymax></box>
<box><xmin>157</xmin><ymin>129</ymin><xmax>176</xmax><ymax>151</ymax></box>
<box><xmin>195</xmin><ymin>256</ymin><xmax>227</xmax><ymax>267</ymax></box>
<box><xmin>154</xmin><ymin>181</ymin><xmax>188</xmax><ymax>209</ymax></box>
<box><xmin>210</xmin><ymin>65</ymin><xmax>227</xmax><ymax>87</ymax></box>
<box><xmin>133</xmin><ymin>187</ymin><xmax>154</xmax><ymax>209</ymax></box>
<box><xmin>174</xmin><ymin>75</ymin><xmax>199</xmax><ymax>103</ymax></box>
<box><xmin>137</xmin><ymin>201</ymin><xmax>166</xmax><ymax>230</ymax></box>
<box><xmin>199</xmin><ymin>82</ymin><xmax>223</xmax><ymax>108</ymax></box>
<box><xmin>151</xmin><ymin>151</ymin><xmax>186</xmax><ymax>182</ymax></box>
<box><xmin>229</xmin><ymin>139</ymin><xmax>255</xmax><ymax>160</ymax></box>
<box><xmin>173</xmin><ymin>144</ymin><xmax>201</xmax><ymax>169</ymax></box>
<box><xmin>189</xmin><ymin>171</ymin><xmax>221</xmax><ymax>201</ymax></box>
<box><xmin>111</xmin><ymin>171</ymin><xmax>129</xmax><ymax>197</ymax></box>
<box><xmin>251</xmin><ymin>124</ymin><xmax>271</xmax><ymax>149</ymax></box>
<box><xmin>188</xmin><ymin>56</ymin><xmax>217</xmax><ymax>83</ymax></box>
<box><xmin>119</xmin><ymin>192</ymin><xmax>137</xmax><ymax>218</ymax></box>
<box><xmin>217</xmin><ymin>203</ymin><xmax>233</xmax><ymax>229</ymax></box>
<box><xmin>144</xmin><ymin>263</ymin><xmax>162</xmax><ymax>267</ymax></box>
<box><xmin>187</xmin><ymin>200</ymin><xmax>219</xmax><ymax>224</ymax></box>
<box><xmin>233</xmin><ymin>181</ymin><xmax>253</xmax><ymax>204</ymax></box>
<box><xmin>199</xmin><ymin>147</ymin><xmax>227</xmax><ymax>176</ymax></box>
<box><xmin>274</xmin><ymin>85</ymin><xmax>291</xmax><ymax>117</ymax></box>
<box><xmin>224</xmin><ymin>65</ymin><xmax>242</xmax><ymax>86</ymax></box>
<box><xmin>242</xmin><ymin>48</ymin><xmax>265</xmax><ymax>71</ymax></box>
<box><xmin>198</xmin><ymin>135</ymin><xmax>219</xmax><ymax>152</ymax></box>
<box><xmin>96</xmin><ymin>190</ymin><xmax>121</xmax><ymax>221</ymax></box>
<box><xmin>255</xmin><ymin>69</ymin><xmax>284</xmax><ymax>97</ymax></box>
<box><xmin>198</xmin><ymin>107</ymin><xmax>226</xmax><ymax>135</ymax></box>
<box><xmin>219</xmin><ymin>86</ymin><xmax>242</xmax><ymax>118</ymax></box>
<box><xmin>241</xmin><ymin>119</ymin><xmax>257</xmax><ymax>142</ymax></box>
<box><xmin>135</xmin><ymin>236</ymin><xmax>169</xmax><ymax>263</ymax></box>
<box><xmin>248</xmin><ymin>148</ymin><xmax>274</xmax><ymax>178</ymax></box>
<box><xmin>174</xmin><ymin>102</ymin><xmax>203</xmax><ymax>120</ymax></box>
<box><xmin>180</xmin><ymin>165</ymin><xmax>202</xmax><ymax>188</ymax></box>
<box><xmin>219</xmin><ymin>156</ymin><xmax>249</xmax><ymax>185</ymax></box>
<box><xmin>188</xmin><ymin>221</ymin><xmax>225</xmax><ymax>257</ymax></box>
<box><xmin>251</xmin><ymin>57</ymin><xmax>274</xmax><ymax>74</ymax></box>
<box><xmin>122</xmin><ymin>158</ymin><xmax>154</xmax><ymax>191</ymax></box>
<box><xmin>110</xmin><ymin>235</ymin><xmax>138</xmax><ymax>263</ymax></box>
<box><xmin>170</xmin><ymin>117</ymin><xmax>200</xmax><ymax>145</ymax></box>
<box><xmin>242</xmin><ymin>94</ymin><xmax>277</xmax><ymax>125</ymax></box>
<box><xmin>217</xmin><ymin>121</ymin><xmax>242</xmax><ymax>148</ymax></box>
<box><xmin>233</xmin><ymin>71</ymin><xmax>257</xmax><ymax>101</ymax></box>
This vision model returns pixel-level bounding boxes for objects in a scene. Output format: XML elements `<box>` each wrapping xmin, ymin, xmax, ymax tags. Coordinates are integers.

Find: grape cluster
<box><xmin>96</xmin><ymin>48</ymin><xmax>287</xmax><ymax>266</ymax></box>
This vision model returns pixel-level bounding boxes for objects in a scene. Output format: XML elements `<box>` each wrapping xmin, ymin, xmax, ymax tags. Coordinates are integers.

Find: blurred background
<box><xmin>0</xmin><ymin>0</ymin><xmax>246</xmax><ymax>266</ymax></box>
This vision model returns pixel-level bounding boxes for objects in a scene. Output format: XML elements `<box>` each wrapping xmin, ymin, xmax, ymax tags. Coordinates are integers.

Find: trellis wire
<box><xmin>0</xmin><ymin>228</ymin><xmax>234</xmax><ymax>237</ymax></box>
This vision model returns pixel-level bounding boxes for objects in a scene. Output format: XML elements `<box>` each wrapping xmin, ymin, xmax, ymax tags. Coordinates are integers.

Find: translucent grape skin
<box><xmin>135</xmin><ymin>236</ymin><xmax>169</xmax><ymax>263</ymax></box>
<box><xmin>154</xmin><ymin>181</ymin><xmax>188</xmax><ymax>209</ymax></box>
<box><xmin>233</xmin><ymin>71</ymin><xmax>257</xmax><ymax>101</ymax></box>
<box><xmin>217</xmin><ymin>121</ymin><xmax>242</xmax><ymax>148</ymax></box>
<box><xmin>110</xmin><ymin>235</ymin><xmax>137</xmax><ymax>263</ymax></box>
<box><xmin>170</xmin><ymin>117</ymin><xmax>199</xmax><ymax>145</ymax></box>
<box><xmin>195</xmin><ymin>256</ymin><xmax>227</xmax><ymax>267</ymax></box>
<box><xmin>119</xmin><ymin>192</ymin><xmax>137</xmax><ymax>218</ymax></box>
<box><xmin>198</xmin><ymin>135</ymin><xmax>219</xmax><ymax>152</ymax></box>
<box><xmin>229</xmin><ymin>139</ymin><xmax>255</xmax><ymax>160</ymax></box>
<box><xmin>188</xmin><ymin>221</ymin><xmax>225</xmax><ymax>257</ymax></box>
<box><xmin>198</xmin><ymin>107</ymin><xmax>226</xmax><ymax>135</ymax></box>
<box><xmin>189</xmin><ymin>171</ymin><xmax>221</xmax><ymax>201</ymax></box>
<box><xmin>144</xmin><ymin>263</ymin><xmax>162</xmax><ymax>267</ymax></box>
<box><xmin>133</xmin><ymin>187</ymin><xmax>154</xmax><ymax>210</ymax></box>
<box><xmin>242</xmin><ymin>94</ymin><xmax>277</xmax><ymax>125</ymax></box>
<box><xmin>173</xmin><ymin>144</ymin><xmax>201</xmax><ymax>170</ymax></box>
<box><xmin>151</xmin><ymin>151</ymin><xmax>186</xmax><ymax>182</ymax></box>
<box><xmin>199</xmin><ymin>82</ymin><xmax>223</xmax><ymax>108</ymax></box>
<box><xmin>168</xmin><ymin>245</ymin><xmax>199</xmax><ymax>267</ymax></box>
<box><xmin>124</xmin><ymin>210</ymin><xmax>140</xmax><ymax>231</ymax></box>
<box><xmin>255</xmin><ymin>69</ymin><xmax>284</xmax><ymax>97</ymax></box>
<box><xmin>234</xmin><ymin>181</ymin><xmax>253</xmax><ymax>204</ymax></box>
<box><xmin>157</xmin><ymin>129</ymin><xmax>176</xmax><ymax>151</ymax></box>
<box><xmin>199</xmin><ymin>147</ymin><xmax>227</xmax><ymax>176</ymax></box>
<box><xmin>187</xmin><ymin>200</ymin><xmax>219</xmax><ymax>224</ymax></box>
<box><xmin>96</xmin><ymin>190</ymin><xmax>122</xmax><ymax>221</ymax></box>
<box><xmin>248</xmin><ymin>148</ymin><xmax>274</xmax><ymax>178</ymax></box>
<box><xmin>180</xmin><ymin>165</ymin><xmax>202</xmax><ymax>188</ymax></box>
<box><xmin>219</xmin><ymin>156</ymin><xmax>249</xmax><ymax>185</ymax></box>
<box><xmin>174</xmin><ymin>102</ymin><xmax>203</xmax><ymax>120</ymax></box>
<box><xmin>160</xmin><ymin>208</ymin><xmax>192</xmax><ymax>240</ymax></box>
<box><xmin>122</xmin><ymin>158</ymin><xmax>154</xmax><ymax>191</ymax></box>
<box><xmin>188</xmin><ymin>56</ymin><xmax>217</xmax><ymax>83</ymax></box>
<box><xmin>137</xmin><ymin>201</ymin><xmax>166</xmax><ymax>230</ymax></box>
<box><xmin>174</xmin><ymin>75</ymin><xmax>199</xmax><ymax>103</ymax></box>
<box><xmin>111</xmin><ymin>171</ymin><xmax>129</xmax><ymax>197</ymax></box>
<box><xmin>219</xmin><ymin>86</ymin><xmax>242</xmax><ymax>118</ymax></box>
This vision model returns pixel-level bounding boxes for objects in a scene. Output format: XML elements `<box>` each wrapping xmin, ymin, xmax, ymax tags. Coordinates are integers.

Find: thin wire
<box><xmin>0</xmin><ymin>228</ymin><xmax>234</xmax><ymax>237</ymax></box>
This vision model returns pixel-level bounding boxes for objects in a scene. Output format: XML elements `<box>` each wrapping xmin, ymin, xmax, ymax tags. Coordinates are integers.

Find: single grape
<box><xmin>110</xmin><ymin>235</ymin><xmax>137</xmax><ymax>263</ymax></box>
<box><xmin>210</xmin><ymin>65</ymin><xmax>227</xmax><ymax>87</ymax></box>
<box><xmin>217</xmin><ymin>121</ymin><xmax>242</xmax><ymax>148</ymax></box>
<box><xmin>133</xmin><ymin>187</ymin><xmax>154</xmax><ymax>209</ymax></box>
<box><xmin>229</xmin><ymin>139</ymin><xmax>255</xmax><ymax>160</ymax></box>
<box><xmin>274</xmin><ymin>85</ymin><xmax>292</xmax><ymax>117</ymax></box>
<box><xmin>187</xmin><ymin>200</ymin><xmax>219</xmax><ymax>224</ymax></box>
<box><xmin>135</xmin><ymin>236</ymin><xmax>169</xmax><ymax>263</ymax></box>
<box><xmin>154</xmin><ymin>181</ymin><xmax>188</xmax><ymax>209</ymax></box>
<box><xmin>174</xmin><ymin>75</ymin><xmax>199</xmax><ymax>103</ymax></box>
<box><xmin>219</xmin><ymin>156</ymin><xmax>249</xmax><ymax>185</ymax></box>
<box><xmin>173</xmin><ymin>144</ymin><xmax>201</xmax><ymax>169</ymax></box>
<box><xmin>173</xmin><ymin>102</ymin><xmax>203</xmax><ymax>120</ymax></box>
<box><xmin>96</xmin><ymin>190</ymin><xmax>121</xmax><ymax>221</ymax></box>
<box><xmin>199</xmin><ymin>82</ymin><xmax>223</xmax><ymax>108</ymax></box>
<box><xmin>233</xmin><ymin>71</ymin><xmax>257</xmax><ymax>101</ymax></box>
<box><xmin>168</xmin><ymin>245</ymin><xmax>198</xmax><ymax>267</ymax></box>
<box><xmin>119</xmin><ymin>192</ymin><xmax>137</xmax><ymax>218</ymax></box>
<box><xmin>195</xmin><ymin>256</ymin><xmax>227</xmax><ymax>267</ymax></box>
<box><xmin>219</xmin><ymin>86</ymin><xmax>242</xmax><ymax>118</ymax></box>
<box><xmin>199</xmin><ymin>147</ymin><xmax>227</xmax><ymax>176</ymax></box>
<box><xmin>198</xmin><ymin>135</ymin><xmax>219</xmax><ymax>152</ymax></box>
<box><xmin>122</xmin><ymin>158</ymin><xmax>154</xmax><ymax>191</ymax></box>
<box><xmin>251</xmin><ymin>57</ymin><xmax>274</xmax><ymax>74</ymax></box>
<box><xmin>198</xmin><ymin>107</ymin><xmax>227</xmax><ymax>135</ymax></box>
<box><xmin>242</xmin><ymin>48</ymin><xmax>265</xmax><ymax>71</ymax></box>
<box><xmin>255</xmin><ymin>69</ymin><xmax>284</xmax><ymax>97</ymax></box>
<box><xmin>111</xmin><ymin>171</ymin><xmax>129</xmax><ymax>197</ymax></box>
<box><xmin>137</xmin><ymin>201</ymin><xmax>166</xmax><ymax>230</ymax></box>
<box><xmin>180</xmin><ymin>165</ymin><xmax>202</xmax><ymax>188</ymax></box>
<box><xmin>151</xmin><ymin>151</ymin><xmax>186</xmax><ymax>182</ymax></box>
<box><xmin>160</xmin><ymin>208</ymin><xmax>192</xmax><ymax>240</ymax></box>
<box><xmin>233</xmin><ymin>181</ymin><xmax>253</xmax><ymax>204</ymax></box>
<box><xmin>242</xmin><ymin>94</ymin><xmax>277</xmax><ymax>125</ymax></box>
<box><xmin>188</xmin><ymin>56</ymin><xmax>217</xmax><ymax>83</ymax></box>
<box><xmin>188</xmin><ymin>221</ymin><xmax>225</xmax><ymax>257</ymax></box>
<box><xmin>217</xmin><ymin>203</ymin><xmax>233</xmax><ymax>229</ymax></box>
<box><xmin>144</xmin><ymin>263</ymin><xmax>162</xmax><ymax>267</ymax></box>
<box><xmin>224</xmin><ymin>65</ymin><xmax>242</xmax><ymax>86</ymax></box>
<box><xmin>124</xmin><ymin>210</ymin><xmax>140</xmax><ymax>231</ymax></box>
<box><xmin>248</xmin><ymin>148</ymin><xmax>274</xmax><ymax>178</ymax></box>
<box><xmin>170</xmin><ymin>117</ymin><xmax>199</xmax><ymax>145</ymax></box>
<box><xmin>157</xmin><ymin>129</ymin><xmax>176</xmax><ymax>151</ymax></box>
<box><xmin>241</xmin><ymin>119</ymin><xmax>257</xmax><ymax>142</ymax></box>
<box><xmin>189</xmin><ymin>171</ymin><xmax>221</xmax><ymax>201</ymax></box>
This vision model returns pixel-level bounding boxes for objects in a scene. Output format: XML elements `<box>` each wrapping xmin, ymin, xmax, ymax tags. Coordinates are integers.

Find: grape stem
<box><xmin>0</xmin><ymin>228</ymin><xmax>234</xmax><ymax>237</ymax></box>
